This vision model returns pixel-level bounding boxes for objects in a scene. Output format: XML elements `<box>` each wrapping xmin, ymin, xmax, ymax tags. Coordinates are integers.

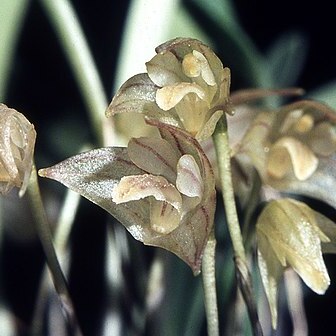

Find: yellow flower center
<box><xmin>294</xmin><ymin>114</ymin><xmax>314</xmax><ymax>133</ymax></box>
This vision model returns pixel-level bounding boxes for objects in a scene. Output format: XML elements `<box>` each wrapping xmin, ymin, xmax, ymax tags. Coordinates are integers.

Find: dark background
<box><xmin>2</xmin><ymin>0</ymin><xmax>336</xmax><ymax>335</ymax></box>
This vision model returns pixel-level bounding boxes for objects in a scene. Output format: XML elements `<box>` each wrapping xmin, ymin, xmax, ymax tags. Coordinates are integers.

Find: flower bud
<box><xmin>0</xmin><ymin>104</ymin><xmax>36</xmax><ymax>196</ymax></box>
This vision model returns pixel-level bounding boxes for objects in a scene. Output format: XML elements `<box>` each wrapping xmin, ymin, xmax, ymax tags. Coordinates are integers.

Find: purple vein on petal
<box><xmin>131</xmin><ymin>138</ymin><xmax>177</xmax><ymax>175</ymax></box>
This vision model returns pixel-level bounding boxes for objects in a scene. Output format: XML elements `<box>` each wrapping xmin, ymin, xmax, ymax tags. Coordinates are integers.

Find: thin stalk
<box><xmin>213</xmin><ymin>116</ymin><xmax>263</xmax><ymax>336</ymax></box>
<box><xmin>38</xmin><ymin>0</ymin><xmax>117</xmax><ymax>146</ymax></box>
<box><xmin>201</xmin><ymin>230</ymin><xmax>219</xmax><ymax>336</ymax></box>
<box><xmin>213</xmin><ymin>117</ymin><xmax>246</xmax><ymax>260</ymax></box>
<box><xmin>32</xmin><ymin>188</ymin><xmax>81</xmax><ymax>334</ymax></box>
<box><xmin>27</xmin><ymin>165</ymin><xmax>82</xmax><ymax>336</ymax></box>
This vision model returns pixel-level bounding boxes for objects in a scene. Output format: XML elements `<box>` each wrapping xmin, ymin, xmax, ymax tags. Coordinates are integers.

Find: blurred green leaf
<box><xmin>308</xmin><ymin>81</ymin><xmax>336</xmax><ymax>108</ymax></box>
<box><xmin>183</xmin><ymin>280</ymin><xmax>204</xmax><ymax>336</ymax></box>
<box><xmin>0</xmin><ymin>0</ymin><xmax>30</xmax><ymax>100</ymax></box>
<box><xmin>169</xmin><ymin>3</ymin><xmax>213</xmax><ymax>47</ymax></box>
<box><xmin>266</xmin><ymin>31</ymin><xmax>308</xmax><ymax>88</ymax></box>
<box><xmin>160</xmin><ymin>258</ymin><xmax>203</xmax><ymax>336</ymax></box>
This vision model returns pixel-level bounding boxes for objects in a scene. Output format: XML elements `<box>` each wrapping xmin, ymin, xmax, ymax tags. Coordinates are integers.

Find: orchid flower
<box><xmin>257</xmin><ymin>198</ymin><xmax>336</xmax><ymax>328</ymax></box>
<box><xmin>107</xmin><ymin>38</ymin><xmax>232</xmax><ymax>141</ymax></box>
<box><xmin>234</xmin><ymin>99</ymin><xmax>336</xmax><ymax>208</ymax></box>
<box><xmin>0</xmin><ymin>104</ymin><xmax>36</xmax><ymax>196</ymax></box>
<box><xmin>39</xmin><ymin>119</ymin><xmax>216</xmax><ymax>274</ymax></box>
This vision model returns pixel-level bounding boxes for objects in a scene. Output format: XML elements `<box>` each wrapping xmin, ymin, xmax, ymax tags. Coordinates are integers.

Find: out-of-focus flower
<box><xmin>234</xmin><ymin>100</ymin><xmax>336</xmax><ymax>208</ymax></box>
<box><xmin>107</xmin><ymin>37</ymin><xmax>231</xmax><ymax>141</ymax></box>
<box><xmin>257</xmin><ymin>198</ymin><xmax>336</xmax><ymax>328</ymax></box>
<box><xmin>0</xmin><ymin>104</ymin><xmax>36</xmax><ymax>196</ymax></box>
<box><xmin>39</xmin><ymin>119</ymin><xmax>216</xmax><ymax>274</ymax></box>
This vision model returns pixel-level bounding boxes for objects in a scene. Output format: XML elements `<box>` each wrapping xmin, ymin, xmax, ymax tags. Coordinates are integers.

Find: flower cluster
<box><xmin>39</xmin><ymin>38</ymin><xmax>224</xmax><ymax>273</ymax></box>
<box><xmin>232</xmin><ymin>99</ymin><xmax>336</xmax><ymax>327</ymax></box>
<box><xmin>35</xmin><ymin>36</ymin><xmax>336</xmax><ymax>331</ymax></box>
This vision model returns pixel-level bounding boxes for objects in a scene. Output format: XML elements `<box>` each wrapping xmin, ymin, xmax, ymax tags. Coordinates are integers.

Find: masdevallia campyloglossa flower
<box><xmin>234</xmin><ymin>99</ymin><xmax>336</xmax><ymax>209</ymax></box>
<box><xmin>256</xmin><ymin>197</ymin><xmax>336</xmax><ymax>329</ymax></box>
<box><xmin>39</xmin><ymin>119</ymin><xmax>216</xmax><ymax>274</ymax></box>
<box><xmin>106</xmin><ymin>37</ymin><xmax>232</xmax><ymax>141</ymax></box>
<box><xmin>0</xmin><ymin>104</ymin><xmax>36</xmax><ymax>196</ymax></box>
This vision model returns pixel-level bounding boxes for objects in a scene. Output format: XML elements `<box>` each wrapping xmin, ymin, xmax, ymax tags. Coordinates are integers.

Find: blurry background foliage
<box><xmin>1</xmin><ymin>0</ymin><xmax>336</xmax><ymax>335</ymax></box>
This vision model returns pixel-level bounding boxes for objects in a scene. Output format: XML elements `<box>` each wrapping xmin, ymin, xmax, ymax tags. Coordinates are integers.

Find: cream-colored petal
<box><xmin>279</xmin><ymin>109</ymin><xmax>303</xmax><ymax>133</ymax></box>
<box><xmin>214</xmin><ymin>67</ymin><xmax>231</xmax><ymax>110</ymax></box>
<box><xmin>106</xmin><ymin>74</ymin><xmax>157</xmax><ymax>117</ymax></box>
<box><xmin>319</xmin><ymin>215</ymin><xmax>336</xmax><ymax>254</ymax></box>
<box><xmin>293</xmin><ymin>114</ymin><xmax>314</xmax><ymax>133</ymax></box>
<box><xmin>0</xmin><ymin>115</ymin><xmax>19</xmax><ymax>180</ymax></box>
<box><xmin>146</xmin><ymin>51</ymin><xmax>188</xmax><ymax>87</ymax></box>
<box><xmin>193</xmin><ymin>50</ymin><xmax>215</xmax><ymax>86</ymax></box>
<box><xmin>173</xmin><ymin>96</ymin><xmax>209</xmax><ymax>136</ymax></box>
<box><xmin>0</xmin><ymin>104</ymin><xmax>36</xmax><ymax>196</ymax></box>
<box><xmin>257</xmin><ymin>199</ymin><xmax>330</xmax><ymax>296</ymax></box>
<box><xmin>309</xmin><ymin>122</ymin><xmax>336</xmax><ymax>156</ymax></box>
<box><xmin>237</xmin><ymin>111</ymin><xmax>274</xmax><ymax>179</ymax></box>
<box><xmin>278</xmin><ymin>208</ymin><xmax>330</xmax><ymax>295</ymax></box>
<box><xmin>316</xmin><ymin>211</ymin><xmax>336</xmax><ymax>255</ymax></box>
<box><xmin>267</xmin><ymin>137</ymin><xmax>318</xmax><ymax>181</ymax></box>
<box><xmin>257</xmin><ymin>230</ymin><xmax>284</xmax><ymax>329</ymax></box>
<box><xmin>196</xmin><ymin>110</ymin><xmax>223</xmax><ymax>141</ymax></box>
<box><xmin>128</xmin><ymin>137</ymin><xmax>179</xmax><ymax>183</ymax></box>
<box><xmin>182</xmin><ymin>52</ymin><xmax>201</xmax><ymax>78</ymax></box>
<box><xmin>112</xmin><ymin>174</ymin><xmax>182</xmax><ymax>211</ymax></box>
<box><xmin>288</xmin><ymin>247</ymin><xmax>330</xmax><ymax>295</ymax></box>
<box><xmin>182</xmin><ymin>50</ymin><xmax>216</xmax><ymax>86</ymax></box>
<box><xmin>156</xmin><ymin>83</ymin><xmax>206</xmax><ymax>111</ymax></box>
<box><xmin>176</xmin><ymin>154</ymin><xmax>203</xmax><ymax>199</ymax></box>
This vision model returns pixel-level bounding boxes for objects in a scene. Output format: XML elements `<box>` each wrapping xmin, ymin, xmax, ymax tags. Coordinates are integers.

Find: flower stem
<box><xmin>213</xmin><ymin>116</ymin><xmax>263</xmax><ymax>336</ymax></box>
<box><xmin>27</xmin><ymin>165</ymin><xmax>82</xmax><ymax>335</ymax></box>
<box><xmin>202</xmin><ymin>229</ymin><xmax>219</xmax><ymax>336</ymax></box>
<box><xmin>213</xmin><ymin>117</ymin><xmax>245</xmax><ymax>259</ymax></box>
<box><xmin>32</xmin><ymin>188</ymin><xmax>81</xmax><ymax>334</ymax></box>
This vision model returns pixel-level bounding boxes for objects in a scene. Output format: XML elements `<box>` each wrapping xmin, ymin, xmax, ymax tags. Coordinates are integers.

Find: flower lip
<box><xmin>112</xmin><ymin>174</ymin><xmax>183</xmax><ymax>211</ymax></box>
<box><xmin>155</xmin><ymin>83</ymin><xmax>206</xmax><ymax>111</ymax></box>
<box><xmin>267</xmin><ymin>137</ymin><xmax>319</xmax><ymax>181</ymax></box>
